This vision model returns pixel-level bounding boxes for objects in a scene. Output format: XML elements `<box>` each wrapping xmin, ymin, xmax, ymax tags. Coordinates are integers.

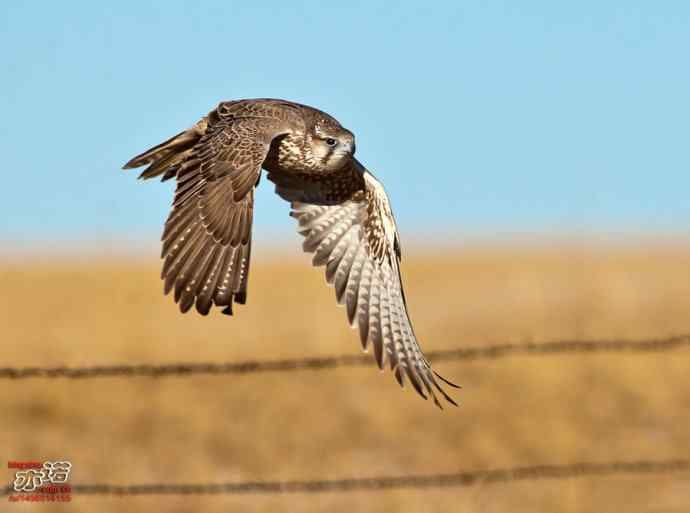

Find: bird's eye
<box><xmin>325</xmin><ymin>138</ymin><xmax>337</xmax><ymax>147</ymax></box>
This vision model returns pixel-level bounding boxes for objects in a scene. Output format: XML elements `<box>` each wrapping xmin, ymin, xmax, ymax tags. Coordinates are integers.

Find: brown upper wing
<box><xmin>124</xmin><ymin>101</ymin><xmax>297</xmax><ymax>315</ymax></box>
<box><xmin>270</xmin><ymin>159</ymin><xmax>459</xmax><ymax>408</ymax></box>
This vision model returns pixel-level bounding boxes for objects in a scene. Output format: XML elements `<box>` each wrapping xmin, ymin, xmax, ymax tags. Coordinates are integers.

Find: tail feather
<box><xmin>122</xmin><ymin>118</ymin><xmax>207</xmax><ymax>181</ymax></box>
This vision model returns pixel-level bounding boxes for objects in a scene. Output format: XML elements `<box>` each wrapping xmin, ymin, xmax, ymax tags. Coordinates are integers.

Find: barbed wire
<box><xmin>0</xmin><ymin>334</ymin><xmax>687</xmax><ymax>380</ymax></box>
<box><xmin>3</xmin><ymin>459</ymin><xmax>688</xmax><ymax>496</ymax></box>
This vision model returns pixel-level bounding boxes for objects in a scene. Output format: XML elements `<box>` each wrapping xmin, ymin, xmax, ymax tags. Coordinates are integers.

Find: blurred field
<box><xmin>1</xmin><ymin>243</ymin><xmax>689</xmax><ymax>512</ymax></box>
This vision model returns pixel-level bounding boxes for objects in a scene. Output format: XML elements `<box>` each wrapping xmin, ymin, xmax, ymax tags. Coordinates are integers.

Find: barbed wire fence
<box><xmin>1</xmin><ymin>334</ymin><xmax>688</xmax><ymax>380</ymax></box>
<box><xmin>3</xmin><ymin>334</ymin><xmax>689</xmax><ymax>499</ymax></box>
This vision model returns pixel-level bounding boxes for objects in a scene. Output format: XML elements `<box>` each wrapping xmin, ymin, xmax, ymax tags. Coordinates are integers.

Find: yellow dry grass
<box><xmin>1</xmin><ymin>243</ymin><xmax>689</xmax><ymax>512</ymax></box>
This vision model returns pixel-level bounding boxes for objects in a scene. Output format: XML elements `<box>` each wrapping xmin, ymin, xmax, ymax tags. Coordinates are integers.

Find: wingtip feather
<box><xmin>434</xmin><ymin>371</ymin><xmax>462</xmax><ymax>389</ymax></box>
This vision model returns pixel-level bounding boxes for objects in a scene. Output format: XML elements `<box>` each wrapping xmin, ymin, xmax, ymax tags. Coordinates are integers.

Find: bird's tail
<box><xmin>122</xmin><ymin>118</ymin><xmax>207</xmax><ymax>181</ymax></box>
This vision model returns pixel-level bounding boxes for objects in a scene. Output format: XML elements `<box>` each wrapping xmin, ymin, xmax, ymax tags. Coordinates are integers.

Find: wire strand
<box><xmin>0</xmin><ymin>334</ymin><xmax>687</xmax><ymax>380</ymax></box>
<box><xmin>3</xmin><ymin>460</ymin><xmax>688</xmax><ymax>496</ymax></box>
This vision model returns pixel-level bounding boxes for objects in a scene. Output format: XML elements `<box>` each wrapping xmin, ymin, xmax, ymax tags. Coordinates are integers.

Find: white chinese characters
<box><xmin>12</xmin><ymin>461</ymin><xmax>72</xmax><ymax>492</ymax></box>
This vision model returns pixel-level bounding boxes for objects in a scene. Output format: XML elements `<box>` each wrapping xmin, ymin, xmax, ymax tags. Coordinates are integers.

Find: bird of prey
<box><xmin>123</xmin><ymin>99</ymin><xmax>458</xmax><ymax>407</ymax></box>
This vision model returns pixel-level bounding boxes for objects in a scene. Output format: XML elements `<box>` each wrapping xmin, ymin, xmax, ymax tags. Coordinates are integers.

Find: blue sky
<box><xmin>1</xmin><ymin>1</ymin><xmax>688</xmax><ymax>248</ymax></box>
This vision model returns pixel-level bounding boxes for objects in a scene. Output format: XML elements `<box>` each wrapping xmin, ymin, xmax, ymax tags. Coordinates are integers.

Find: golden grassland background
<box><xmin>1</xmin><ymin>243</ymin><xmax>690</xmax><ymax>512</ymax></box>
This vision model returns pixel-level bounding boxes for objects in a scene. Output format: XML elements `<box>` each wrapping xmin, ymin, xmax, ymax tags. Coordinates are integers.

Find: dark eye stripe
<box><xmin>324</xmin><ymin>144</ymin><xmax>336</xmax><ymax>163</ymax></box>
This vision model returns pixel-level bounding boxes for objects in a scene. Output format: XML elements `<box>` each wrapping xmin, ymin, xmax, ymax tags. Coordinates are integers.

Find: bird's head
<box><xmin>308</xmin><ymin>121</ymin><xmax>356</xmax><ymax>172</ymax></box>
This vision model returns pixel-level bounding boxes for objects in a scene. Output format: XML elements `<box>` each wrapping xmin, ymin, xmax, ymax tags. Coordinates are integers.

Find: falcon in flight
<box><xmin>123</xmin><ymin>99</ymin><xmax>458</xmax><ymax>407</ymax></box>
